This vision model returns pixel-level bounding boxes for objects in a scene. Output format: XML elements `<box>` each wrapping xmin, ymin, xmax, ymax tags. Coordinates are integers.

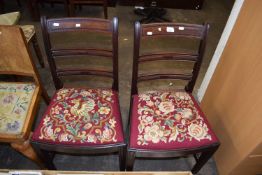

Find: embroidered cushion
<box><xmin>20</xmin><ymin>25</ymin><xmax>35</xmax><ymax>42</ymax></box>
<box><xmin>129</xmin><ymin>91</ymin><xmax>219</xmax><ymax>150</ymax></box>
<box><xmin>32</xmin><ymin>88</ymin><xmax>124</xmax><ymax>146</ymax></box>
<box><xmin>0</xmin><ymin>82</ymin><xmax>36</xmax><ymax>134</ymax></box>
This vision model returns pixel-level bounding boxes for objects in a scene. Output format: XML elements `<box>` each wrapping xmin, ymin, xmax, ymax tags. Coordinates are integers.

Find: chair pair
<box><xmin>27</xmin><ymin>0</ymin><xmax>108</xmax><ymax>21</ymax></box>
<box><xmin>29</xmin><ymin>16</ymin><xmax>219</xmax><ymax>173</ymax></box>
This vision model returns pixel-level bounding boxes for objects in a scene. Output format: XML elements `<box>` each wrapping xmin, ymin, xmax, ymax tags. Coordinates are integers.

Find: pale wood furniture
<box><xmin>0</xmin><ymin>12</ymin><xmax>45</xmax><ymax>68</ymax></box>
<box><xmin>0</xmin><ymin>25</ymin><xmax>50</xmax><ymax>168</ymax></box>
<box><xmin>0</xmin><ymin>170</ymin><xmax>193</xmax><ymax>175</ymax></box>
<box><xmin>200</xmin><ymin>0</ymin><xmax>262</xmax><ymax>174</ymax></box>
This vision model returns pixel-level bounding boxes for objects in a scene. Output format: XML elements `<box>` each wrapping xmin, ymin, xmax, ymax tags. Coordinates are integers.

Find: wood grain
<box><xmin>200</xmin><ymin>0</ymin><xmax>262</xmax><ymax>174</ymax></box>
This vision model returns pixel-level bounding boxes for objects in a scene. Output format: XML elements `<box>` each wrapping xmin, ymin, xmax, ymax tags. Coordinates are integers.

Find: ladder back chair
<box><xmin>68</xmin><ymin>0</ymin><xmax>108</xmax><ymax>19</ymax></box>
<box><xmin>31</xmin><ymin>16</ymin><xmax>126</xmax><ymax>170</ymax></box>
<box><xmin>0</xmin><ymin>25</ymin><xmax>50</xmax><ymax>168</ymax></box>
<box><xmin>127</xmin><ymin>22</ymin><xmax>220</xmax><ymax>174</ymax></box>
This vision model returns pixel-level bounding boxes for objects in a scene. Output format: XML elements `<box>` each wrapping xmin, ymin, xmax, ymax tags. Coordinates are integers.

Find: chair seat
<box><xmin>32</xmin><ymin>88</ymin><xmax>124</xmax><ymax>146</ymax></box>
<box><xmin>0</xmin><ymin>82</ymin><xmax>36</xmax><ymax>135</ymax></box>
<box><xmin>20</xmin><ymin>25</ymin><xmax>35</xmax><ymax>42</ymax></box>
<box><xmin>129</xmin><ymin>91</ymin><xmax>219</xmax><ymax>150</ymax></box>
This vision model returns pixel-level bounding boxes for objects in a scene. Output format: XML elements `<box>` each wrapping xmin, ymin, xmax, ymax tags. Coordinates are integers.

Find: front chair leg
<box><xmin>191</xmin><ymin>146</ymin><xmax>219</xmax><ymax>174</ymax></box>
<box><xmin>119</xmin><ymin>145</ymin><xmax>126</xmax><ymax>171</ymax></box>
<box><xmin>31</xmin><ymin>143</ymin><xmax>56</xmax><ymax>170</ymax></box>
<box><xmin>126</xmin><ymin>150</ymin><xmax>136</xmax><ymax>171</ymax></box>
<box><xmin>11</xmin><ymin>140</ymin><xmax>45</xmax><ymax>168</ymax></box>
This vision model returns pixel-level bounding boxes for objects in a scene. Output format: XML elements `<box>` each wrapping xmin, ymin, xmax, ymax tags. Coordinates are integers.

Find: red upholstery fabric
<box><xmin>129</xmin><ymin>91</ymin><xmax>219</xmax><ymax>150</ymax></box>
<box><xmin>32</xmin><ymin>88</ymin><xmax>124</xmax><ymax>146</ymax></box>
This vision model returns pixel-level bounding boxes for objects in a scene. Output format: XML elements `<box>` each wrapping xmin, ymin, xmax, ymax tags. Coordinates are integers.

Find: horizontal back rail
<box><xmin>56</xmin><ymin>68</ymin><xmax>113</xmax><ymax>77</ymax></box>
<box><xmin>51</xmin><ymin>48</ymin><xmax>113</xmax><ymax>58</ymax></box>
<box><xmin>46</xmin><ymin>17</ymin><xmax>112</xmax><ymax>33</ymax></box>
<box><xmin>141</xmin><ymin>23</ymin><xmax>205</xmax><ymax>39</ymax></box>
<box><xmin>137</xmin><ymin>73</ymin><xmax>192</xmax><ymax>82</ymax></box>
<box><xmin>139</xmin><ymin>52</ymin><xmax>198</xmax><ymax>62</ymax></box>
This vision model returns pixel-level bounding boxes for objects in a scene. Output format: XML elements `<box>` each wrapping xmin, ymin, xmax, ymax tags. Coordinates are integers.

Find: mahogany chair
<box><xmin>68</xmin><ymin>0</ymin><xmax>108</xmax><ymax>19</ymax></box>
<box><xmin>30</xmin><ymin>16</ymin><xmax>126</xmax><ymax>170</ymax></box>
<box><xmin>126</xmin><ymin>22</ymin><xmax>220</xmax><ymax>173</ymax></box>
<box><xmin>0</xmin><ymin>25</ymin><xmax>50</xmax><ymax>167</ymax></box>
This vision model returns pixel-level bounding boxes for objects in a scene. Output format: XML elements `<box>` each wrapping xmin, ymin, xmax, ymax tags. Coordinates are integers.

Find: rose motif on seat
<box><xmin>159</xmin><ymin>101</ymin><xmax>175</xmax><ymax>114</ymax></box>
<box><xmin>188</xmin><ymin>123</ymin><xmax>209</xmax><ymax>141</ymax></box>
<box><xmin>177</xmin><ymin>108</ymin><xmax>193</xmax><ymax>120</ymax></box>
<box><xmin>173</xmin><ymin>92</ymin><xmax>191</xmax><ymax>100</ymax></box>
<box><xmin>144</xmin><ymin>124</ymin><xmax>166</xmax><ymax>143</ymax></box>
<box><xmin>98</xmin><ymin>106</ymin><xmax>111</xmax><ymax>115</ymax></box>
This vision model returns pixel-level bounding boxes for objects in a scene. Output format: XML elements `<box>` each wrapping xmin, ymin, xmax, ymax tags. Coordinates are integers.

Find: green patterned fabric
<box><xmin>0</xmin><ymin>12</ymin><xmax>20</xmax><ymax>25</ymax></box>
<box><xmin>0</xmin><ymin>83</ymin><xmax>36</xmax><ymax>134</ymax></box>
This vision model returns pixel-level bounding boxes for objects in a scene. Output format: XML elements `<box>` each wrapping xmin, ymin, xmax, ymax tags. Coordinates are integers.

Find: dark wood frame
<box><xmin>31</xmin><ymin>16</ymin><xmax>126</xmax><ymax>170</ymax></box>
<box><xmin>27</xmin><ymin>0</ymin><xmax>69</xmax><ymax>21</ymax></box>
<box><xmin>68</xmin><ymin>0</ymin><xmax>108</xmax><ymax>19</ymax></box>
<box><xmin>126</xmin><ymin>21</ymin><xmax>220</xmax><ymax>174</ymax></box>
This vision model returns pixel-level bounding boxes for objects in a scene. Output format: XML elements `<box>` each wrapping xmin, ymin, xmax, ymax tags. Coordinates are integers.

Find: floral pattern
<box><xmin>32</xmin><ymin>88</ymin><xmax>124</xmax><ymax>145</ymax></box>
<box><xmin>131</xmin><ymin>91</ymin><xmax>217</xmax><ymax>149</ymax></box>
<box><xmin>0</xmin><ymin>83</ymin><xmax>36</xmax><ymax>134</ymax></box>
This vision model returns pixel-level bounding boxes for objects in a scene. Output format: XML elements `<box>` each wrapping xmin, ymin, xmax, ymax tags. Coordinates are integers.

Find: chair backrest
<box><xmin>41</xmin><ymin>17</ymin><xmax>118</xmax><ymax>91</ymax></box>
<box><xmin>131</xmin><ymin>22</ymin><xmax>209</xmax><ymax>95</ymax></box>
<box><xmin>41</xmin><ymin>16</ymin><xmax>119</xmax><ymax>91</ymax></box>
<box><xmin>0</xmin><ymin>25</ymin><xmax>40</xmax><ymax>85</ymax></box>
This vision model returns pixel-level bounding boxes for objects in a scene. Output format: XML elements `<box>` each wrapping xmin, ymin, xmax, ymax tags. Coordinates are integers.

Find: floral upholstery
<box><xmin>0</xmin><ymin>83</ymin><xmax>36</xmax><ymax>134</ymax></box>
<box><xmin>32</xmin><ymin>88</ymin><xmax>124</xmax><ymax>146</ymax></box>
<box><xmin>129</xmin><ymin>91</ymin><xmax>219</xmax><ymax>150</ymax></box>
<box><xmin>20</xmin><ymin>25</ymin><xmax>35</xmax><ymax>42</ymax></box>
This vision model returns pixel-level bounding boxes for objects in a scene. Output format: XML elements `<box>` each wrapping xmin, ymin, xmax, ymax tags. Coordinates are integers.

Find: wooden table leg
<box><xmin>11</xmin><ymin>140</ymin><xmax>46</xmax><ymax>169</ymax></box>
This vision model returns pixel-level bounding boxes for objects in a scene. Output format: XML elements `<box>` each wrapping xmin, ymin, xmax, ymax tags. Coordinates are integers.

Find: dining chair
<box><xmin>0</xmin><ymin>25</ymin><xmax>50</xmax><ymax>168</ymax></box>
<box><xmin>68</xmin><ymin>0</ymin><xmax>108</xmax><ymax>19</ymax></box>
<box><xmin>126</xmin><ymin>22</ymin><xmax>220</xmax><ymax>173</ymax></box>
<box><xmin>30</xmin><ymin>16</ymin><xmax>126</xmax><ymax>170</ymax></box>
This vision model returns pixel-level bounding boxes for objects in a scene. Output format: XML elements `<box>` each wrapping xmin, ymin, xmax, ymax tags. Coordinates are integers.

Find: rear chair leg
<box><xmin>31</xmin><ymin>143</ymin><xmax>56</xmax><ymax>170</ymax></box>
<box><xmin>119</xmin><ymin>145</ymin><xmax>126</xmax><ymax>171</ymax></box>
<box><xmin>191</xmin><ymin>145</ymin><xmax>219</xmax><ymax>174</ymax></box>
<box><xmin>126</xmin><ymin>150</ymin><xmax>135</xmax><ymax>171</ymax></box>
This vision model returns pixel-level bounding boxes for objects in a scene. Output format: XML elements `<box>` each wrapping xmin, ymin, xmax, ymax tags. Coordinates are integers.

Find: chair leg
<box><xmin>28</xmin><ymin>0</ymin><xmax>40</xmax><ymax>21</ymax></box>
<box><xmin>16</xmin><ymin>0</ymin><xmax>22</xmax><ymax>7</ymax></box>
<box><xmin>126</xmin><ymin>150</ymin><xmax>135</xmax><ymax>171</ymax></box>
<box><xmin>69</xmin><ymin>3</ymin><xmax>75</xmax><ymax>16</ymax></box>
<box><xmin>119</xmin><ymin>145</ymin><xmax>126</xmax><ymax>171</ymax></box>
<box><xmin>0</xmin><ymin>0</ymin><xmax>5</xmax><ymax>13</ymax></box>
<box><xmin>31</xmin><ymin>143</ymin><xmax>56</xmax><ymax>170</ymax></box>
<box><xmin>103</xmin><ymin>0</ymin><xmax>108</xmax><ymax>19</ymax></box>
<box><xmin>191</xmin><ymin>146</ymin><xmax>219</xmax><ymax>174</ymax></box>
<box><xmin>11</xmin><ymin>140</ymin><xmax>46</xmax><ymax>169</ymax></box>
<box><xmin>64</xmin><ymin>0</ymin><xmax>70</xmax><ymax>16</ymax></box>
<box><xmin>31</xmin><ymin>34</ymin><xmax>45</xmax><ymax>68</ymax></box>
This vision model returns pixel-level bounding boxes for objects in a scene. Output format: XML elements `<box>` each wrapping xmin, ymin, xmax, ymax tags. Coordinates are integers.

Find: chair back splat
<box><xmin>131</xmin><ymin>22</ymin><xmax>209</xmax><ymax>95</ymax></box>
<box><xmin>41</xmin><ymin>16</ymin><xmax>119</xmax><ymax>91</ymax></box>
<box><xmin>127</xmin><ymin>22</ymin><xmax>219</xmax><ymax>174</ymax></box>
